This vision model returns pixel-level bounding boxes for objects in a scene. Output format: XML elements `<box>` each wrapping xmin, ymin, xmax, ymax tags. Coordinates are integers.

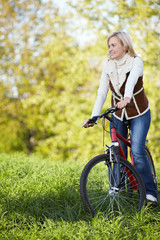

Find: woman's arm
<box><xmin>83</xmin><ymin>60</ymin><xmax>109</xmax><ymax>128</ymax></box>
<box><xmin>91</xmin><ymin>60</ymin><xmax>109</xmax><ymax>117</ymax></box>
<box><xmin>116</xmin><ymin>57</ymin><xmax>143</xmax><ymax>109</ymax></box>
<box><xmin>124</xmin><ymin>57</ymin><xmax>144</xmax><ymax>99</ymax></box>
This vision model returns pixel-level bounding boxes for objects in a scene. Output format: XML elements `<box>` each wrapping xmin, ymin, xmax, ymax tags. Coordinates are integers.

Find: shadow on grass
<box><xmin>1</xmin><ymin>183</ymin><xmax>160</xmax><ymax>225</ymax></box>
<box><xmin>1</xmin><ymin>187</ymin><xmax>92</xmax><ymax>224</ymax></box>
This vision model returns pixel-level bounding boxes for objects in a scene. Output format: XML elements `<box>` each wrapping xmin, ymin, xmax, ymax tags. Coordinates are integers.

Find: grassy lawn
<box><xmin>0</xmin><ymin>153</ymin><xmax>160</xmax><ymax>239</ymax></box>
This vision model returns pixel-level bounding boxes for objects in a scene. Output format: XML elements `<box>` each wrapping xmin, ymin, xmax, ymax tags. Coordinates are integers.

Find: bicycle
<box><xmin>80</xmin><ymin>106</ymin><xmax>157</xmax><ymax>218</ymax></box>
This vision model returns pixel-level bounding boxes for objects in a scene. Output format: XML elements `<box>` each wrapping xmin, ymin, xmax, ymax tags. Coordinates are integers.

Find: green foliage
<box><xmin>0</xmin><ymin>0</ymin><xmax>159</xmax><ymax>162</ymax></box>
<box><xmin>0</xmin><ymin>153</ymin><xmax>160</xmax><ymax>239</ymax></box>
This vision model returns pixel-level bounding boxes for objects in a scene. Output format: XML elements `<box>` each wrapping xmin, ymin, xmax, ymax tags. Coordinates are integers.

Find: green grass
<box><xmin>0</xmin><ymin>153</ymin><xmax>160</xmax><ymax>240</ymax></box>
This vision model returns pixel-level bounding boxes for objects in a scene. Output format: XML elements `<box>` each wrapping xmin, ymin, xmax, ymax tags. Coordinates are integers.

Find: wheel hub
<box><xmin>109</xmin><ymin>187</ymin><xmax>119</xmax><ymax>196</ymax></box>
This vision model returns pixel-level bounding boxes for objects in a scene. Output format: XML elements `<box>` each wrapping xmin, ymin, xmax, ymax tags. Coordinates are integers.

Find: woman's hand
<box><xmin>116</xmin><ymin>97</ymin><xmax>130</xmax><ymax>109</ymax></box>
<box><xmin>82</xmin><ymin>119</ymin><xmax>95</xmax><ymax>128</ymax></box>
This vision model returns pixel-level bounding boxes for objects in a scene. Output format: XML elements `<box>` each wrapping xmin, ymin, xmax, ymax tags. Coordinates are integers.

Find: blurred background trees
<box><xmin>0</xmin><ymin>0</ymin><xmax>159</xmax><ymax>162</ymax></box>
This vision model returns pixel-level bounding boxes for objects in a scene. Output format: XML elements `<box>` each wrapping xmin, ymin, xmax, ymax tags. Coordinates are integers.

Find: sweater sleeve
<box><xmin>91</xmin><ymin>61</ymin><xmax>109</xmax><ymax>117</ymax></box>
<box><xmin>124</xmin><ymin>57</ymin><xmax>144</xmax><ymax>99</ymax></box>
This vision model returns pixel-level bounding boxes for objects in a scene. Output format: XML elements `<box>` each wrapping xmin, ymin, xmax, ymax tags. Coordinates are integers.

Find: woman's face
<box><xmin>108</xmin><ymin>36</ymin><xmax>126</xmax><ymax>60</ymax></box>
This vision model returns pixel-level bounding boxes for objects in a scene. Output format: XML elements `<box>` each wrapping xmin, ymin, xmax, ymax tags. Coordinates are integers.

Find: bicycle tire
<box><xmin>80</xmin><ymin>154</ymin><xmax>146</xmax><ymax>218</ymax></box>
<box><xmin>145</xmin><ymin>145</ymin><xmax>157</xmax><ymax>185</ymax></box>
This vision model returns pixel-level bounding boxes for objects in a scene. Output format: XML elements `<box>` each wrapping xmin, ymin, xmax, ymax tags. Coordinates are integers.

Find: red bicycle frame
<box><xmin>111</xmin><ymin>127</ymin><xmax>138</xmax><ymax>190</ymax></box>
<box><xmin>111</xmin><ymin>127</ymin><xmax>134</xmax><ymax>163</ymax></box>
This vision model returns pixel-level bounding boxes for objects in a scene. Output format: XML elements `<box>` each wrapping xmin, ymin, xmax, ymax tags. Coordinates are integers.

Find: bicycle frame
<box><xmin>111</xmin><ymin>127</ymin><xmax>134</xmax><ymax>165</ymax></box>
<box><xmin>110</xmin><ymin>127</ymin><xmax>138</xmax><ymax>190</ymax></box>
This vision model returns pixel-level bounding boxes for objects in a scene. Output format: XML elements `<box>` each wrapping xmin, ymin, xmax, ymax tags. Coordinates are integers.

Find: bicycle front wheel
<box><xmin>80</xmin><ymin>154</ymin><xmax>146</xmax><ymax>218</ymax></box>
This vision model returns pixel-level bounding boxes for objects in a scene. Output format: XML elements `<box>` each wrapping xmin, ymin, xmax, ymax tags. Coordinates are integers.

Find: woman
<box><xmin>83</xmin><ymin>31</ymin><xmax>158</xmax><ymax>205</ymax></box>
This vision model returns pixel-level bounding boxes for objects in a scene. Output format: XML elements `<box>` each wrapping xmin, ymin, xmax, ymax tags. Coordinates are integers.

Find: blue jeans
<box><xmin>110</xmin><ymin>110</ymin><xmax>157</xmax><ymax>198</ymax></box>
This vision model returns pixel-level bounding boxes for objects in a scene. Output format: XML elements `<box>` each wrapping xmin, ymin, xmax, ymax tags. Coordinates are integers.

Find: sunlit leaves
<box><xmin>0</xmin><ymin>0</ymin><xmax>159</xmax><ymax>162</ymax></box>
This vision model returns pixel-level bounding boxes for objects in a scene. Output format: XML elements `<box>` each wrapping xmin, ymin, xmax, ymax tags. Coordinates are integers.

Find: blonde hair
<box><xmin>107</xmin><ymin>31</ymin><xmax>137</xmax><ymax>57</ymax></box>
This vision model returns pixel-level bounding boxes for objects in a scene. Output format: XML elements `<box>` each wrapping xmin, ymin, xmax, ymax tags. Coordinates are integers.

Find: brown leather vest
<box><xmin>109</xmin><ymin>72</ymin><xmax>149</xmax><ymax>119</ymax></box>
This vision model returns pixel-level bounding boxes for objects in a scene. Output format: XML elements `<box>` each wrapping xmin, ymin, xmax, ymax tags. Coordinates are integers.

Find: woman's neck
<box><xmin>114</xmin><ymin>53</ymin><xmax>128</xmax><ymax>68</ymax></box>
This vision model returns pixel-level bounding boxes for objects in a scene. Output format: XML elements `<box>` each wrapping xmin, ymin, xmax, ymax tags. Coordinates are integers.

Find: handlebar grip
<box><xmin>82</xmin><ymin>116</ymin><xmax>98</xmax><ymax>127</ymax></box>
<box><xmin>88</xmin><ymin>116</ymin><xmax>98</xmax><ymax>124</ymax></box>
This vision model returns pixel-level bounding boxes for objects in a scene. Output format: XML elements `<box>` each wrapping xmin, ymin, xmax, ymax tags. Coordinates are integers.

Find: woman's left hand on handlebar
<box><xmin>116</xmin><ymin>97</ymin><xmax>130</xmax><ymax>109</ymax></box>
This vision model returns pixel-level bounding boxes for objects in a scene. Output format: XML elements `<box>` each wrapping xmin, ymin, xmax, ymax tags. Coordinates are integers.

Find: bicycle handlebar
<box><xmin>82</xmin><ymin>107</ymin><xmax>118</xmax><ymax>127</ymax></box>
<box><xmin>82</xmin><ymin>104</ymin><xmax>130</xmax><ymax>127</ymax></box>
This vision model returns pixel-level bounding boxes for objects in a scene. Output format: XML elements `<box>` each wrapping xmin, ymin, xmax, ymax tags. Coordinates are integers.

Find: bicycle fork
<box><xmin>105</xmin><ymin>142</ymin><xmax>121</xmax><ymax>196</ymax></box>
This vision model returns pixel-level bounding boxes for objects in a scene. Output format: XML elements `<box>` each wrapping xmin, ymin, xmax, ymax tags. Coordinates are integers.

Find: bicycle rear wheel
<box><xmin>80</xmin><ymin>154</ymin><xmax>146</xmax><ymax>218</ymax></box>
<box><xmin>145</xmin><ymin>145</ymin><xmax>157</xmax><ymax>185</ymax></box>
